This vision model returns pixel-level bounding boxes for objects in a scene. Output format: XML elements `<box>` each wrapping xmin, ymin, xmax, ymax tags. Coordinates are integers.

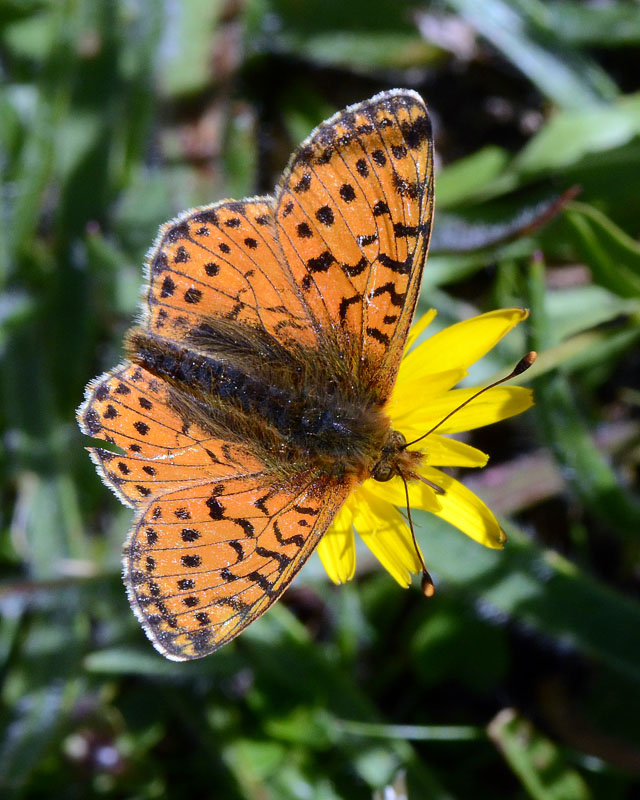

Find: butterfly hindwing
<box><xmin>80</xmin><ymin>363</ymin><xmax>356</xmax><ymax>660</ymax></box>
<box><xmin>126</xmin><ymin>473</ymin><xmax>354</xmax><ymax>659</ymax></box>
<box><xmin>275</xmin><ymin>89</ymin><xmax>434</xmax><ymax>401</ymax></box>
<box><xmin>78</xmin><ymin>364</ymin><xmax>266</xmax><ymax>507</ymax></box>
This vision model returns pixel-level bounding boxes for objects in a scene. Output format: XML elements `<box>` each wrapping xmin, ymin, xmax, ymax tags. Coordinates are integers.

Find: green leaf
<box><xmin>541</xmin><ymin>282</ymin><xmax>640</xmax><ymax>343</ymax></box>
<box><xmin>416</xmin><ymin>513</ymin><xmax>640</xmax><ymax>684</ymax></box>
<box><xmin>256</xmin><ymin>0</ymin><xmax>419</xmax><ymax>35</ymax></box>
<box><xmin>445</xmin><ymin>0</ymin><xmax>617</xmax><ymax>109</ymax></box>
<box><xmin>423</xmin><ymin>240</ymin><xmax>532</xmax><ymax>289</ymax></box>
<box><xmin>515</xmin><ymin>94</ymin><xmax>640</xmax><ymax>174</ymax></box>
<box><xmin>547</xmin><ymin>1</ymin><xmax>640</xmax><ymax>46</ymax></box>
<box><xmin>436</xmin><ymin>146</ymin><xmax>510</xmax><ymax>208</ymax></box>
<box><xmin>277</xmin><ymin>31</ymin><xmax>440</xmax><ymax>70</ymax></box>
<box><xmin>526</xmin><ymin>256</ymin><xmax>640</xmax><ymax>539</ymax></box>
<box><xmin>0</xmin><ymin>680</ymin><xmax>83</xmax><ymax>798</ymax></box>
<box><xmin>222</xmin><ymin>105</ymin><xmax>259</xmax><ymax>199</ymax></box>
<box><xmin>330</xmin><ymin>718</ymin><xmax>483</xmax><ymax>742</ymax></box>
<box><xmin>564</xmin><ymin>202</ymin><xmax>640</xmax><ymax>297</ymax></box>
<box><xmin>1</xmin><ymin>7</ymin><xmax>56</xmax><ymax>61</ymax></box>
<box><xmin>516</xmin><ymin>324</ymin><xmax>640</xmax><ymax>382</ymax></box>
<box><xmin>156</xmin><ymin>1</ymin><xmax>224</xmax><ymax>97</ymax></box>
<box><xmin>431</xmin><ymin>190</ymin><xmax>573</xmax><ymax>253</ymax></box>
<box><xmin>488</xmin><ymin>709</ymin><xmax>591</xmax><ymax>800</ymax></box>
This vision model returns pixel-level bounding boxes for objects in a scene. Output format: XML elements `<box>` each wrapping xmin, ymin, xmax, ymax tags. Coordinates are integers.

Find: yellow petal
<box><xmin>353</xmin><ymin>486</ymin><xmax>423</xmax><ymax>587</ymax></box>
<box><xmin>404</xmin><ymin>308</ymin><xmax>437</xmax><ymax>352</ymax></box>
<box><xmin>364</xmin><ymin>476</ymin><xmax>441</xmax><ymax>512</ymax></box>
<box><xmin>389</xmin><ymin>368</ymin><xmax>467</xmax><ymax>418</ymax></box>
<box><xmin>419</xmin><ymin>466</ymin><xmax>505</xmax><ymax>548</ymax></box>
<box><xmin>420</xmin><ymin>434</ymin><xmax>489</xmax><ymax>467</ymax></box>
<box><xmin>400</xmin><ymin>308</ymin><xmax>528</xmax><ymax>379</ymax></box>
<box><xmin>399</xmin><ymin>386</ymin><xmax>534</xmax><ymax>436</ymax></box>
<box><xmin>319</xmin><ymin>501</ymin><xmax>356</xmax><ymax>584</ymax></box>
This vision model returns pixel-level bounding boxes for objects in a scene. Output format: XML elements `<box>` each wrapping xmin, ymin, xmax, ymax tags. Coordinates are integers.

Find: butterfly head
<box><xmin>370</xmin><ymin>429</ymin><xmax>423</xmax><ymax>483</ymax></box>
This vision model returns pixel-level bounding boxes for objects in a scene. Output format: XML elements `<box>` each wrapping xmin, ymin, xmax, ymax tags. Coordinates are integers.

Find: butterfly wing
<box><xmin>79</xmin><ymin>363</ymin><xmax>354</xmax><ymax>659</ymax></box>
<box><xmin>140</xmin><ymin>196</ymin><xmax>318</xmax><ymax>350</ymax></box>
<box><xmin>275</xmin><ymin>89</ymin><xmax>434</xmax><ymax>402</ymax></box>
<box><xmin>125</xmin><ymin>473</ymin><xmax>351</xmax><ymax>660</ymax></box>
<box><xmin>133</xmin><ymin>91</ymin><xmax>432</xmax><ymax>404</ymax></box>
<box><xmin>78</xmin><ymin>364</ymin><xmax>266</xmax><ymax>507</ymax></box>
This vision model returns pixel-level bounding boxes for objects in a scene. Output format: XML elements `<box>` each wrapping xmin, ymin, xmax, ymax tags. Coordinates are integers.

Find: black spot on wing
<box><xmin>393</xmin><ymin>223</ymin><xmax>419</xmax><ymax>237</ymax></box>
<box><xmin>193</xmin><ymin>209</ymin><xmax>219</xmax><ymax>225</ymax></box>
<box><xmin>255</xmin><ymin>545</ymin><xmax>291</xmax><ymax>570</ymax></box>
<box><xmin>339</xmin><ymin>293</ymin><xmax>361</xmax><ymax>322</ymax></box>
<box><xmin>393</xmin><ymin>175</ymin><xmax>419</xmax><ymax>199</ymax></box>
<box><xmin>378</xmin><ymin>253</ymin><xmax>413</xmax><ymax>275</ymax></box>
<box><xmin>341</xmin><ymin>256</ymin><xmax>367</xmax><ymax>278</ymax></box>
<box><xmin>391</xmin><ymin>144</ymin><xmax>408</xmax><ymax>159</ymax></box>
<box><xmin>248</xmin><ymin>571</ymin><xmax>274</xmax><ymax>595</ymax></box>
<box><xmin>174</xmin><ymin>246</ymin><xmax>190</xmax><ymax>263</ymax></box>
<box><xmin>339</xmin><ymin>184</ymin><xmax>356</xmax><ymax>202</ymax></box>
<box><xmin>356</xmin><ymin>158</ymin><xmax>369</xmax><ymax>177</ymax></box>
<box><xmin>401</xmin><ymin>114</ymin><xmax>432</xmax><ymax>150</ymax></box>
<box><xmin>373</xmin><ymin>201</ymin><xmax>389</xmax><ymax>217</ymax></box>
<box><xmin>307</xmin><ymin>251</ymin><xmax>335</xmax><ymax>273</ymax></box>
<box><xmin>166</xmin><ymin>222</ymin><xmax>190</xmax><ymax>243</ymax></box>
<box><xmin>371</xmin><ymin>281</ymin><xmax>406</xmax><ymax>307</ymax></box>
<box><xmin>293</xmin><ymin>173</ymin><xmax>312</xmax><ymax>193</ymax></box>
<box><xmin>316</xmin><ymin>206</ymin><xmax>335</xmax><ymax>226</ymax></box>
<box><xmin>160</xmin><ymin>276</ymin><xmax>175</xmax><ymax>297</ymax></box>
<box><xmin>85</xmin><ymin>410</ymin><xmax>101</xmax><ymax>434</ymax></box>
<box><xmin>366</xmin><ymin>326</ymin><xmax>390</xmax><ymax>346</ymax></box>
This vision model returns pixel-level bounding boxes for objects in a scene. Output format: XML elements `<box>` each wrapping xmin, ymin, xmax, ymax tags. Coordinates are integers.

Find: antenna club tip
<box><xmin>514</xmin><ymin>350</ymin><xmax>537</xmax><ymax>375</ymax></box>
<box><xmin>421</xmin><ymin>572</ymin><xmax>435</xmax><ymax>597</ymax></box>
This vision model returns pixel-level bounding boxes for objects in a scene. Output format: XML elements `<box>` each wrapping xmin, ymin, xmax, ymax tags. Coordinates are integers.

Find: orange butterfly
<box><xmin>78</xmin><ymin>90</ymin><xmax>433</xmax><ymax>660</ymax></box>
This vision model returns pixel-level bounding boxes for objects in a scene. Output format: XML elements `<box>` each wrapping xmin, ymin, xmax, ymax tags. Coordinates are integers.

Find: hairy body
<box><xmin>126</xmin><ymin>319</ymin><xmax>422</xmax><ymax>485</ymax></box>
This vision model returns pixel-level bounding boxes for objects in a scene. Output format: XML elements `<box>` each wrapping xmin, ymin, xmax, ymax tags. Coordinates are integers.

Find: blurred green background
<box><xmin>2</xmin><ymin>0</ymin><xmax>640</xmax><ymax>797</ymax></box>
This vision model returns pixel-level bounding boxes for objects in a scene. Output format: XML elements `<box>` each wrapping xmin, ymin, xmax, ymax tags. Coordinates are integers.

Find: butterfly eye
<box><xmin>371</xmin><ymin>461</ymin><xmax>395</xmax><ymax>482</ymax></box>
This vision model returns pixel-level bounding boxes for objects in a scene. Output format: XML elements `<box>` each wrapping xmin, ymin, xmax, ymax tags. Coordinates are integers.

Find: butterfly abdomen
<box><xmin>126</xmin><ymin>328</ymin><xmax>388</xmax><ymax>475</ymax></box>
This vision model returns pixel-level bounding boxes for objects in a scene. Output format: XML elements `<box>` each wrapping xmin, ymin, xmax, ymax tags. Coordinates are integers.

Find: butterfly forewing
<box><xmin>275</xmin><ymin>89</ymin><xmax>434</xmax><ymax>401</ymax></box>
<box><xmin>142</xmin><ymin>198</ymin><xmax>317</xmax><ymax>350</ymax></box>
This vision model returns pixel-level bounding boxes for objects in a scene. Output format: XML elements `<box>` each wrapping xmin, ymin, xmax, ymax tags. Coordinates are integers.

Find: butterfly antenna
<box><xmin>399</xmin><ymin>471</ymin><xmax>435</xmax><ymax>597</ymax></box>
<box><xmin>404</xmin><ymin>350</ymin><xmax>537</xmax><ymax>449</ymax></box>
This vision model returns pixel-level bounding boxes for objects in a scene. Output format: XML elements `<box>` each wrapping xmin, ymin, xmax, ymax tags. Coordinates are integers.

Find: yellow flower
<box><xmin>317</xmin><ymin>308</ymin><xmax>534</xmax><ymax>588</ymax></box>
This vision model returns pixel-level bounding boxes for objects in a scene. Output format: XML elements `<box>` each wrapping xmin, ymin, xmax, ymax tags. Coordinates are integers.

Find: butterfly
<box><xmin>78</xmin><ymin>89</ymin><xmax>434</xmax><ymax>660</ymax></box>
